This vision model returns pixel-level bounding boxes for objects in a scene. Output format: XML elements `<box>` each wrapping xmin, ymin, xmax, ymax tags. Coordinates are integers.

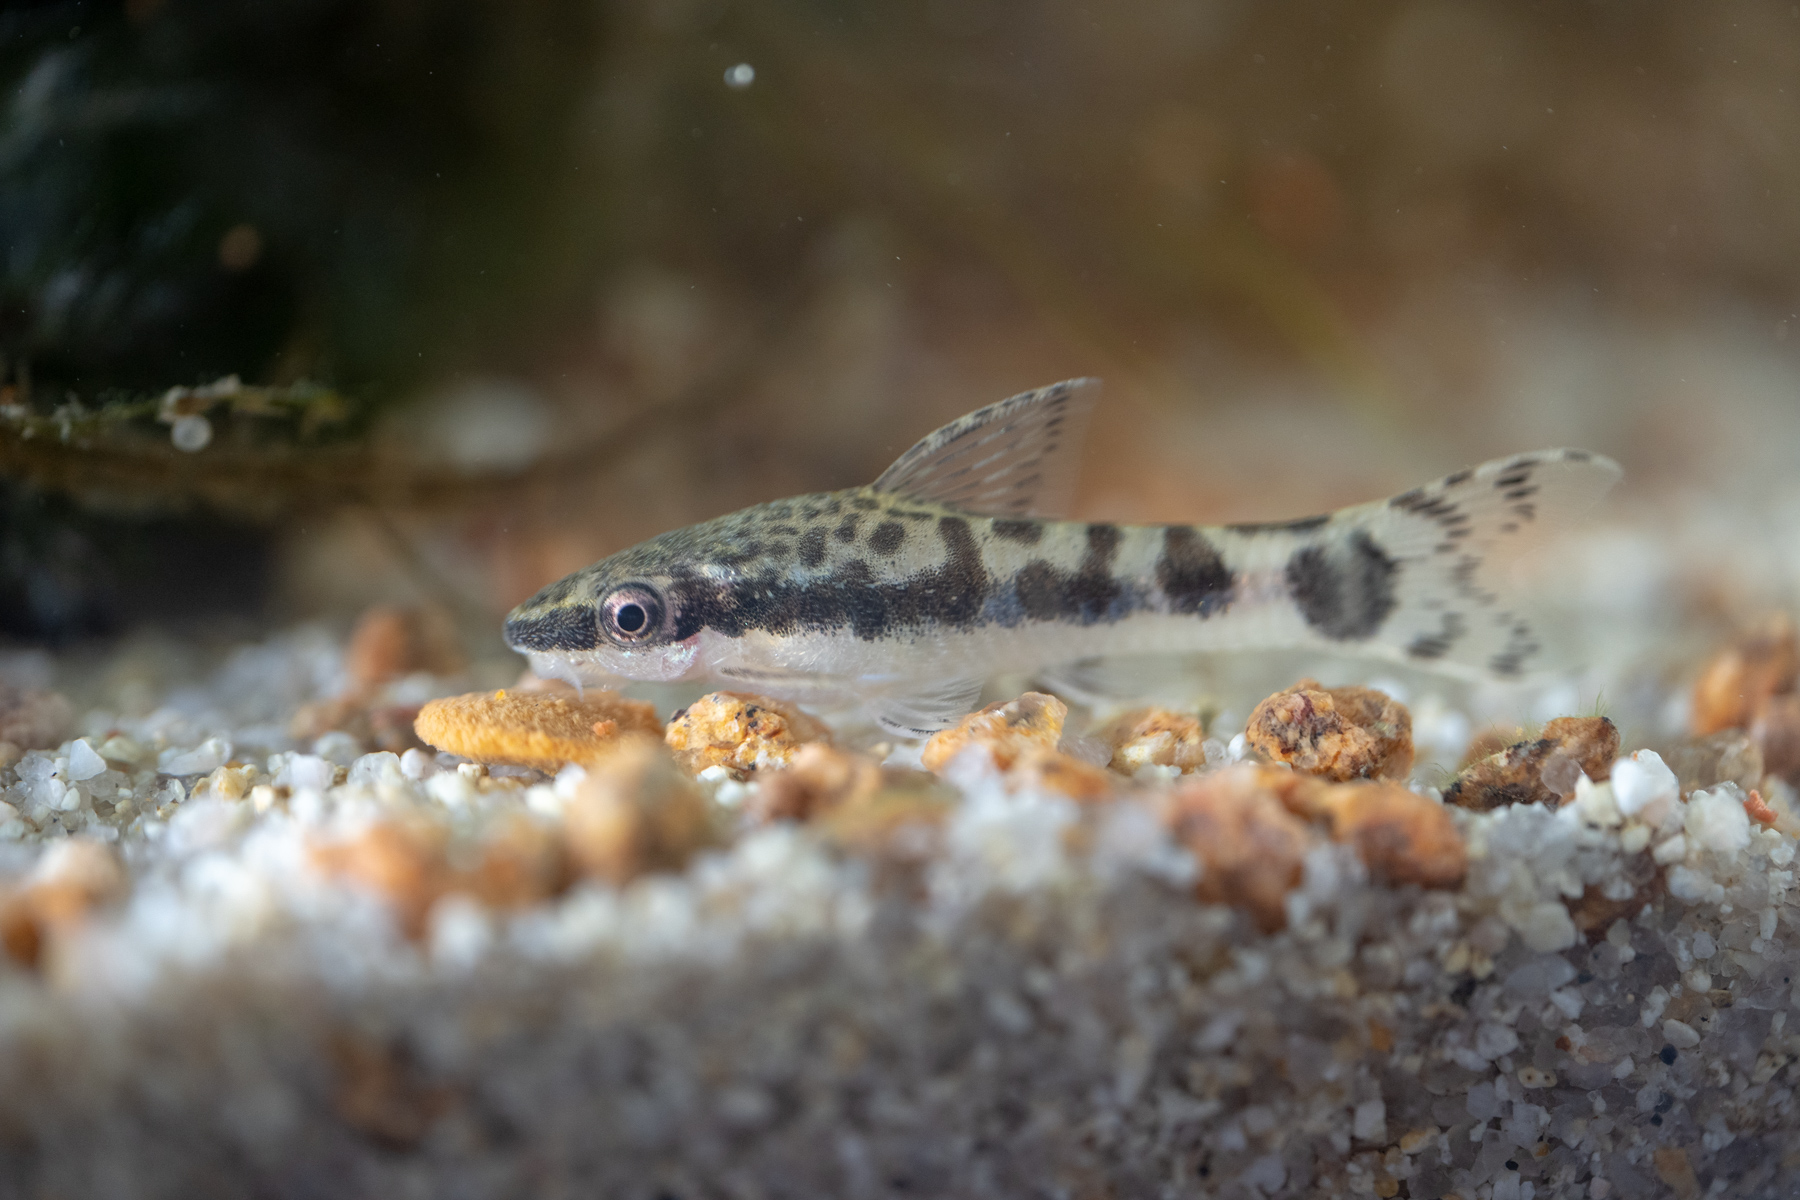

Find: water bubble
<box><xmin>724</xmin><ymin>63</ymin><xmax>755</xmax><ymax>89</ymax></box>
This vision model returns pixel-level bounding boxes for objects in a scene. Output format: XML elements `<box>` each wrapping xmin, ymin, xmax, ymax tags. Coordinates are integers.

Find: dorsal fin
<box><xmin>871</xmin><ymin>378</ymin><xmax>1098</xmax><ymax>518</ymax></box>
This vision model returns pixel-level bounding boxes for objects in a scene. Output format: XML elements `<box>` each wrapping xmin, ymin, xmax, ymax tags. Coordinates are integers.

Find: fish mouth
<box><xmin>503</xmin><ymin>604</ymin><xmax>598</xmax><ymax>652</ymax></box>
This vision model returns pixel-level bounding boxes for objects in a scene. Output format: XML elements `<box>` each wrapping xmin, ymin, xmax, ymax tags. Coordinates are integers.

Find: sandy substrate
<box><xmin>2</xmin><ymin>511</ymin><xmax>1799</xmax><ymax>1199</ymax></box>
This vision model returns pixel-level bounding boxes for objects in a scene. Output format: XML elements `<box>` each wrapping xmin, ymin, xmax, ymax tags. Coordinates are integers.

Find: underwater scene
<box><xmin>3</xmin><ymin>3</ymin><xmax>1800</xmax><ymax>1196</ymax></box>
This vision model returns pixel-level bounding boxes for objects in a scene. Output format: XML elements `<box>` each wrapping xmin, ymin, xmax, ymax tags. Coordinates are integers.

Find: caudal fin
<box><xmin>1285</xmin><ymin>448</ymin><xmax>1622</xmax><ymax>679</ymax></box>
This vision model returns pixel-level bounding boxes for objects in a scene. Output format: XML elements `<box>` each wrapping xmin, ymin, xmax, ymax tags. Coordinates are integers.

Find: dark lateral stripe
<box><xmin>990</xmin><ymin>518</ymin><xmax>1042</xmax><ymax>545</ymax></box>
<box><xmin>667</xmin><ymin>514</ymin><xmax>989</xmax><ymax>642</ymax></box>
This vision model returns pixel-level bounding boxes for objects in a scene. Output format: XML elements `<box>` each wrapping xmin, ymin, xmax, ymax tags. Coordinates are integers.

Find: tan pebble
<box><xmin>1098</xmin><ymin>707</ymin><xmax>1207</xmax><ymax>774</ymax></box>
<box><xmin>1651</xmin><ymin>1146</ymin><xmax>1701</xmax><ymax>1200</ymax></box>
<box><xmin>663</xmin><ymin>692</ymin><xmax>830</xmax><ymax>775</ymax></box>
<box><xmin>1372</xmin><ymin>1172</ymin><xmax>1399</xmax><ymax>1198</ymax></box>
<box><xmin>196</xmin><ymin>764</ymin><xmax>257</xmax><ymax>802</ymax></box>
<box><xmin>1008</xmin><ymin>745</ymin><xmax>1118</xmax><ymax>803</ymax></box>
<box><xmin>750</xmin><ymin>743</ymin><xmax>886</xmax><ymax>823</ymax></box>
<box><xmin>461</xmin><ymin>812</ymin><xmax>570</xmax><ymax>909</ymax></box>
<box><xmin>1567</xmin><ymin>855</ymin><xmax>1663</xmax><ymax>940</ymax></box>
<box><xmin>1691</xmin><ymin>612</ymin><xmax>1797</xmax><ymax>737</ymax></box>
<box><xmin>1397</xmin><ymin>1127</ymin><xmax>1436</xmax><ymax>1155</ymax></box>
<box><xmin>1160</xmin><ymin>764</ymin><xmax>1319</xmax><ymax>933</ymax></box>
<box><xmin>345</xmin><ymin>604</ymin><xmax>464</xmax><ymax>692</ymax></box>
<box><xmin>1755</xmin><ymin>692</ymin><xmax>1800</xmax><ymax>785</ymax></box>
<box><xmin>0</xmin><ymin>741</ymin><xmax>19</xmax><ymax>770</ymax></box>
<box><xmin>0</xmin><ymin>685</ymin><xmax>74</xmax><ymax>751</ymax></box>
<box><xmin>816</xmin><ymin>788</ymin><xmax>952</xmax><ymax>858</ymax></box>
<box><xmin>563</xmin><ymin>738</ymin><xmax>719</xmax><ymax>885</ymax></box>
<box><xmin>1443</xmin><ymin>715</ymin><xmax>1619</xmax><ymax>811</ymax></box>
<box><xmin>1368</xmin><ymin>1019</ymin><xmax>1394</xmax><ymax>1054</ymax></box>
<box><xmin>1244</xmin><ymin>680</ymin><xmax>1413</xmax><ymax>782</ymax></box>
<box><xmin>1314</xmin><ymin>781</ymin><xmax>1466</xmax><ymax>888</ymax></box>
<box><xmin>921</xmin><ymin>692</ymin><xmax>1066</xmax><ymax>774</ymax></box>
<box><xmin>1666</xmin><ymin>728</ymin><xmax>1765</xmax><ymax>794</ymax></box>
<box><xmin>414</xmin><ymin>689</ymin><xmax>661</xmax><ymax>770</ymax></box>
<box><xmin>0</xmin><ymin>839</ymin><xmax>129</xmax><ymax>969</ymax></box>
<box><xmin>328</xmin><ymin>1030</ymin><xmax>458</xmax><ymax>1150</ymax></box>
<box><xmin>310</xmin><ymin>816</ymin><xmax>451</xmax><ymax>940</ymax></box>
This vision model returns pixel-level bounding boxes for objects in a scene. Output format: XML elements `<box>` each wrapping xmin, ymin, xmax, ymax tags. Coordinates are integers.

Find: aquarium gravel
<box><xmin>2</xmin><ymin>574</ymin><xmax>1800</xmax><ymax>1198</ymax></box>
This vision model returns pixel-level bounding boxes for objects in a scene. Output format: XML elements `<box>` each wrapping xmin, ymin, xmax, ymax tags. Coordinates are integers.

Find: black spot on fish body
<box><xmin>1156</xmin><ymin>527</ymin><xmax>1233</xmax><ymax>617</ymax></box>
<box><xmin>798</xmin><ymin>528</ymin><xmax>827</xmax><ymax>568</ymax></box>
<box><xmin>991</xmin><ymin>518</ymin><xmax>1042</xmax><ymax>545</ymax></box>
<box><xmin>1565</xmin><ymin>450</ymin><xmax>1591</xmax><ymax>462</ymax></box>
<box><xmin>834</xmin><ymin>515</ymin><xmax>861</xmax><ymax>543</ymax></box>
<box><xmin>769</xmin><ymin>524</ymin><xmax>801</xmax><ymax>537</ymax></box>
<box><xmin>1013</xmin><ymin>560</ymin><xmax>1066</xmax><ymax>621</ymax></box>
<box><xmin>896</xmin><ymin>510</ymin><xmax>933</xmax><ymax>522</ymax></box>
<box><xmin>851</xmin><ymin>495</ymin><xmax>880</xmax><ymax>511</ymax></box>
<box><xmin>1503</xmin><ymin>485</ymin><xmax>1538</xmax><ymax>501</ymax></box>
<box><xmin>1443</xmin><ymin>468</ymin><xmax>1474</xmax><ymax>486</ymax></box>
<box><xmin>1286</xmin><ymin>531</ymin><xmax>1398</xmax><ymax>640</ymax></box>
<box><xmin>1494</xmin><ymin>470</ymin><xmax>1532</xmax><ymax>489</ymax></box>
<box><xmin>505</xmin><ymin>605</ymin><xmax>598</xmax><ymax>651</ymax></box>
<box><xmin>1407</xmin><ymin>611</ymin><xmax>1467</xmax><ymax>660</ymax></box>
<box><xmin>870</xmin><ymin>522</ymin><xmax>906</xmax><ymax>555</ymax></box>
<box><xmin>1228</xmin><ymin>514</ymin><xmax>1330</xmax><ymax>535</ymax></box>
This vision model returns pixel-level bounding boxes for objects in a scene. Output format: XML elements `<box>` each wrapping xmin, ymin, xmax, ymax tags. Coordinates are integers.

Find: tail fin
<box><xmin>1283</xmin><ymin>449</ymin><xmax>1622</xmax><ymax>679</ymax></box>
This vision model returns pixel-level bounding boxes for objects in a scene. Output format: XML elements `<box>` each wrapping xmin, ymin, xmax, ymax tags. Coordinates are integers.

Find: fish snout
<box><xmin>503</xmin><ymin>603</ymin><xmax>599</xmax><ymax>652</ymax></box>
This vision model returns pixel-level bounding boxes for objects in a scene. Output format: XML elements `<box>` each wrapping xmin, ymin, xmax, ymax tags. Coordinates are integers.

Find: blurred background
<box><xmin>3</xmin><ymin>0</ymin><xmax>1798</xmax><ymax>666</ymax></box>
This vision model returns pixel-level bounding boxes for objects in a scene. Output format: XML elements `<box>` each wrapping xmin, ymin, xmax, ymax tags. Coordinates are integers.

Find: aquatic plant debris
<box><xmin>504</xmin><ymin>379</ymin><xmax>1621</xmax><ymax>736</ymax></box>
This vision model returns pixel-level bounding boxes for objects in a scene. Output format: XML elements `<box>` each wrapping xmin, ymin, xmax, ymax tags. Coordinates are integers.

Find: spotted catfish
<box><xmin>505</xmin><ymin>380</ymin><xmax>1621</xmax><ymax>735</ymax></box>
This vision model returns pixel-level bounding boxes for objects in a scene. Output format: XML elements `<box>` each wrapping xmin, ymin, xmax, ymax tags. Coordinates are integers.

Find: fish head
<box><xmin>502</xmin><ymin>534</ymin><xmax>703</xmax><ymax>686</ymax></box>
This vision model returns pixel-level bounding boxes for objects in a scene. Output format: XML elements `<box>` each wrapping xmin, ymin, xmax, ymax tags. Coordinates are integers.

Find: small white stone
<box><xmin>1612</xmin><ymin>750</ymin><xmax>1678</xmax><ymax>823</ymax></box>
<box><xmin>1667</xmin><ymin>865</ymin><xmax>1723</xmax><ymax>903</ymax></box>
<box><xmin>282</xmin><ymin>754</ymin><xmax>335</xmax><ymax>792</ymax></box>
<box><xmin>1611</xmin><ymin>1055</ymin><xmax>1636</xmax><ymax>1080</ymax></box>
<box><xmin>1353</xmin><ymin>1098</ymin><xmax>1387</xmax><ymax>1142</ymax></box>
<box><xmin>1619</xmin><ymin>823</ymin><xmax>1651</xmax><ymax>854</ymax></box>
<box><xmin>158</xmin><ymin>737</ymin><xmax>230</xmax><ymax>776</ymax></box>
<box><xmin>724</xmin><ymin>63</ymin><xmax>755</xmax><ymax>88</ymax></box>
<box><xmin>170</xmin><ymin>414</ymin><xmax>213</xmax><ymax>452</ymax></box>
<box><xmin>1519</xmin><ymin>901</ymin><xmax>1577</xmax><ymax>952</ymax></box>
<box><xmin>1772</xmin><ymin>839</ymin><xmax>1796</xmax><ymax>867</ymax></box>
<box><xmin>1683</xmin><ymin>967</ymin><xmax>1712</xmax><ymax>992</ymax></box>
<box><xmin>65</xmin><ymin>738</ymin><xmax>106</xmax><ymax>781</ymax></box>
<box><xmin>313</xmin><ymin>731</ymin><xmax>361</xmax><ymax>767</ymax></box>
<box><xmin>1476</xmin><ymin>1021</ymin><xmax>1521</xmax><ymax>1060</ymax></box>
<box><xmin>1662</xmin><ymin>1018</ymin><xmax>1701</xmax><ymax>1049</ymax></box>
<box><xmin>1640</xmin><ymin>986</ymin><xmax>1670</xmax><ymax>1027</ymax></box>
<box><xmin>1686</xmin><ymin>785</ymin><xmax>1752</xmax><ymax>855</ymax></box>
<box><xmin>1691</xmin><ymin>930</ymin><xmax>1717</xmax><ymax>959</ymax></box>
<box><xmin>399</xmin><ymin>748</ymin><xmax>436</xmax><ymax>780</ymax></box>
<box><xmin>1571</xmin><ymin>776</ymin><xmax>1621</xmax><ymax>827</ymax></box>
<box><xmin>348</xmin><ymin>752</ymin><xmax>403</xmax><ymax>787</ymax></box>
<box><xmin>1652</xmin><ymin>834</ymin><xmax>1688</xmax><ymax>865</ymax></box>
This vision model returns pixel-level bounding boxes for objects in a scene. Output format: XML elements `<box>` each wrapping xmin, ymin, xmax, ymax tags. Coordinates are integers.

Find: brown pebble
<box><xmin>1313</xmin><ymin>782</ymin><xmax>1467</xmax><ymax>889</ymax></box>
<box><xmin>1690</xmin><ymin>612</ymin><xmax>1797</xmax><ymax>737</ymax></box>
<box><xmin>751</xmin><ymin>743</ymin><xmax>885</xmax><ymax>822</ymax></box>
<box><xmin>1666</xmin><ymin>728</ymin><xmax>1765</xmax><ymax>795</ymax></box>
<box><xmin>345</xmin><ymin>604</ymin><xmax>464</xmax><ymax>692</ymax></box>
<box><xmin>1443</xmin><ymin>716</ymin><xmax>1619</xmax><ymax>812</ymax></box>
<box><xmin>1098</xmin><ymin>707</ymin><xmax>1207</xmax><ymax>774</ymax></box>
<box><xmin>329</xmin><ymin>1031</ymin><xmax>458</xmax><ymax>1150</ymax></box>
<box><xmin>1567</xmin><ymin>852</ymin><xmax>1662</xmax><ymax>940</ymax></box>
<box><xmin>414</xmin><ymin>689</ymin><xmax>662</xmax><ymax>770</ymax></box>
<box><xmin>1754</xmin><ymin>692</ymin><xmax>1800</xmax><ymax>786</ymax></box>
<box><xmin>563</xmin><ymin>738</ymin><xmax>719</xmax><ymax>885</ymax></box>
<box><xmin>1161</xmin><ymin>765</ymin><xmax>1319</xmax><ymax>933</ymax></box>
<box><xmin>310</xmin><ymin>816</ymin><xmax>451</xmax><ymax>939</ymax></box>
<box><xmin>1008</xmin><ymin>745</ymin><xmax>1119</xmax><ymax>803</ymax></box>
<box><xmin>816</xmin><ymin>789</ymin><xmax>953</xmax><ymax>859</ymax></box>
<box><xmin>664</xmin><ymin>692</ymin><xmax>830</xmax><ymax>775</ymax></box>
<box><xmin>921</xmin><ymin>692</ymin><xmax>1066</xmax><ymax>774</ymax></box>
<box><xmin>0</xmin><ymin>684</ymin><xmax>74</xmax><ymax>751</ymax></box>
<box><xmin>462</xmin><ymin>813</ymin><xmax>571</xmax><ymax>910</ymax></box>
<box><xmin>1244</xmin><ymin>680</ymin><xmax>1413</xmax><ymax>782</ymax></box>
<box><xmin>0</xmin><ymin>839</ymin><xmax>128</xmax><ymax>968</ymax></box>
<box><xmin>1651</xmin><ymin>1146</ymin><xmax>1702</xmax><ymax>1200</ymax></box>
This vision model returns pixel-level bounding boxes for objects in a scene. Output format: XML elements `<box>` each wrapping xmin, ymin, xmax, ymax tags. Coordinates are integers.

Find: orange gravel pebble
<box><xmin>1161</xmin><ymin>765</ymin><xmax>1319</xmax><ymax>933</ymax></box>
<box><xmin>0</xmin><ymin>839</ymin><xmax>128</xmax><ymax>969</ymax></box>
<box><xmin>1098</xmin><ymin>707</ymin><xmax>1208</xmax><ymax>774</ymax></box>
<box><xmin>921</xmin><ymin>692</ymin><xmax>1066</xmax><ymax>773</ymax></box>
<box><xmin>1690</xmin><ymin>612</ymin><xmax>1797</xmax><ymax>737</ymax></box>
<box><xmin>563</xmin><ymin>738</ymin><xmax>720</xmax><ymax>885</ymax></box>
<box><xmin>1443</xmin><ymin>716</ymin><xmax>1619</xmax><ymax>812</ymax></box>
<box><xmin>663</xmin><ymin>692</ymin><xmax>831</xmax><ymax>775</ymax></box>
<box><xmin>1245</xmin><ymin>681</ymin><xmax>1413</xmax><ymax>782</ymax></box>
<box><xmin>414</xmin><ymin>689</ymin><xmax>662</xmax><ymax>770</ymax></box>
<box><xmin>1313</xmin><ymin>781</ymin><xmax>1467</xmax><ymax>888</ymax></box>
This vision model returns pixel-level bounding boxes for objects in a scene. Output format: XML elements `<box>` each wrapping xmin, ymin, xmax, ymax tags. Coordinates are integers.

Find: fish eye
<box><xmin>600</xmin><ymin>584</ymin><xmax>666</xmax><ymax>644</ymax></box>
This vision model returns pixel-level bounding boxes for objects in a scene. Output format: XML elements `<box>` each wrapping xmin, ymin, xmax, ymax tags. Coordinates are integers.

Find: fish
<box><xmin>504</xmin><ymin>379</ymin><xmax>1621</xmax><ymax>736</ymax></box>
